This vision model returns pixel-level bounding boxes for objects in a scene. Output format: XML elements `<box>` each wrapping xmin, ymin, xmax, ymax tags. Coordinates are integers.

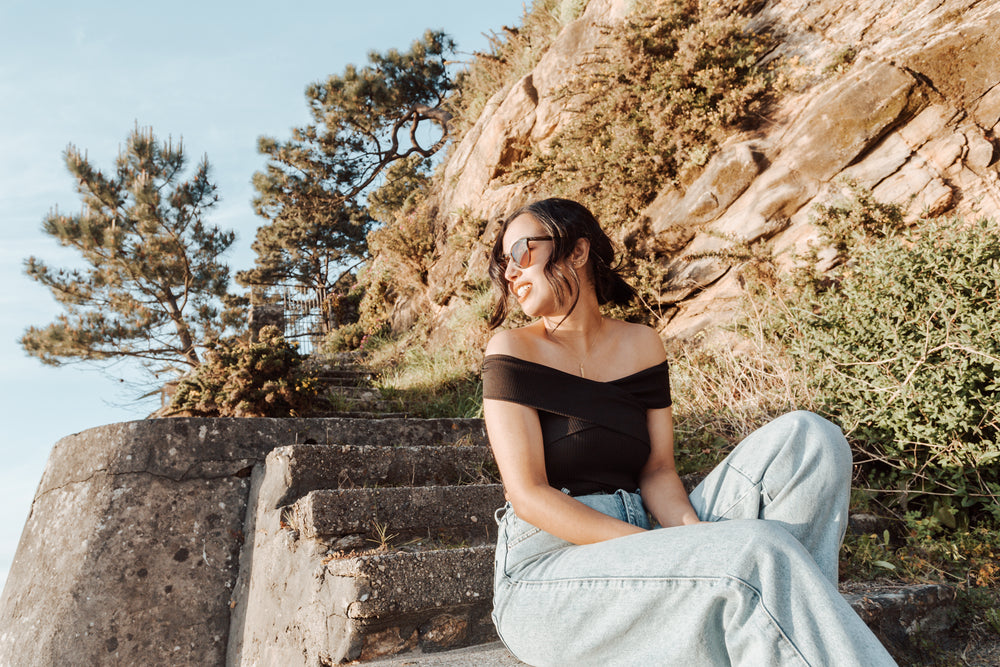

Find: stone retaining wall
<box><xmin>0</xmin><ymin>417</ymin><xmax>485</xmax><ymax>666</ymax></box>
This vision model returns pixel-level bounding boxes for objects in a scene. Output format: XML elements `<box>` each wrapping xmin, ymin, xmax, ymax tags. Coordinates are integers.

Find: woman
<box><xmin>482</xmin><ymin>198</ymin><xmax>897</xmax><ymax>666</ymax></box>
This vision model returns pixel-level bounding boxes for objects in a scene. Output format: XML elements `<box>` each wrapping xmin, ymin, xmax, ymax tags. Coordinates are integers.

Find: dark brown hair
<box><xmin>487</xmin><ymin>198</ymin><xmax>636</xmax><ymax>329</ymax></box>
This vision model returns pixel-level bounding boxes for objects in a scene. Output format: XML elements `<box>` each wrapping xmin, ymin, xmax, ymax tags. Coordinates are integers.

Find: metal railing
<box><xmin>249</xmin><ymin>284</ymin><xmax>334</xmax><ymax>355</ymax></box>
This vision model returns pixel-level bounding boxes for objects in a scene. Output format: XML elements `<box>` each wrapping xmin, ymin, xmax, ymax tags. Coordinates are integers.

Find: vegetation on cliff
<box><xmin>773</xmin><ymin>187</ymin><xmax>1000</xmax><ymax>523</ymax></box>
<box><xmin>505</xmin><ymin>0</ymin><xmax>777</xmax><ymax>231</ymax></box>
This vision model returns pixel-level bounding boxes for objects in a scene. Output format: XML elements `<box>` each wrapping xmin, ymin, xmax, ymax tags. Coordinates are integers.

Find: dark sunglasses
<box><xmin>503</xmin><ymin>236</ymin><xmax>554</xmax><ymax>269</ymax></box>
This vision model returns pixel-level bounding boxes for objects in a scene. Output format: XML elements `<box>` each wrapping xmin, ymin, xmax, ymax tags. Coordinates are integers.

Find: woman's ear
<box><xmin>570</xmin><ymin>238</ymin><xmax>591</xmax><ymax>268</ymax></box>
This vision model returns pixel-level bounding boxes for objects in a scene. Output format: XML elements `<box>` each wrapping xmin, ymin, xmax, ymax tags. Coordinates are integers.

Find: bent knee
<box><xmin>730</xmin><ymin>520</ymin><xmax>814</xmax><ymax>571</ymax></box>
<box><xmin>782</xmin><ymin>411</ymin><xmax>852</xmax><ymax>476</ymax></box>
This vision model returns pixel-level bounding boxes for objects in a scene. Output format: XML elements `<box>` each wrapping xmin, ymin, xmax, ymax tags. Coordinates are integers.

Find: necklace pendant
<box><xmin>579</xmin><ymin>363</ymin><xmax>585</xmax><ymax>378</ymax></box>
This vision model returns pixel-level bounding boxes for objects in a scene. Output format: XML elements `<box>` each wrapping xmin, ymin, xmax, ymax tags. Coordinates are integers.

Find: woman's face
<box><xmin>501</xmin><ymin>213</ymin><xmax>562</xmax><ymax>319</ymax></box>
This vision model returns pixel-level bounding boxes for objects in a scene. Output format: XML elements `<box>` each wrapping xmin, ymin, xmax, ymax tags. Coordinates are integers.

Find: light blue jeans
<box><xmin>492</xmin><ymin>411</ymin><xmax>898</xmax><ymax>666</ymax></box>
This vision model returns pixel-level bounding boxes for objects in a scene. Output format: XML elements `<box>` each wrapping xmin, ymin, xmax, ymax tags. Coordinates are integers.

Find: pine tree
<box><xmin>238</xmin><ymin>29</ymin><xmax>456</xmax><ymax>295</ymax></box>
<box><xmin>20</xmin><ymin>125</ymin><xmax>239</xmax><ymax>376</ymax></box>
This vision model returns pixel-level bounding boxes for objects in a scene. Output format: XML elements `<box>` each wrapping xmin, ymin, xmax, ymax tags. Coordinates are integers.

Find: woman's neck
<box><xmin>541</xmin><ymin>299</ymin><xmax>606</xmax><ymax>377</ymax></box>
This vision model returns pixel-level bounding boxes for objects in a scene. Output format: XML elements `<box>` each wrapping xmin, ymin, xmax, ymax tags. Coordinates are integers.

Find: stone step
<box><xmin>325</xmin><ymin>396</ymin><xmax>399</xmax><ymax>411</ymax></box>
<box><xmin>260</xmin><ymin>444</ymin><xmax>498</xmax><ymax>508</ymax></box>
<box><xmin>318</xmin><ymin>370</ymin><xmax>375</xmax><ymax>387</ymax></box>
<box><xmin>288</xmin><ymin>417</ymin><xmax>487</xmax><ymax>449</ymax></box>
<box><xmin>324</xmin><ymin>545</ymin><xmax>497</xmax><ymax>661</ymax></box>
<box><xmin>290</xmin><ymin>484</ymin><xmax>504</xmax><ymax>544</ymax></box>
<box><xmin>322</xmin><ymin>410</ymin><xmax>409</xmax><ymax>420</ymax></box>
<box><xmin>326</xmin><ymin>384</ymin><xmax>383</xmax><ymax>399</ymax></box>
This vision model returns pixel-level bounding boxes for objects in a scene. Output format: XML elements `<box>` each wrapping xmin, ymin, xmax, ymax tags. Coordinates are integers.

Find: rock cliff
<box><xmin>408</xmin><ymin>0</ymin><xmax>1000</xmax><ymax>340</ymax></box>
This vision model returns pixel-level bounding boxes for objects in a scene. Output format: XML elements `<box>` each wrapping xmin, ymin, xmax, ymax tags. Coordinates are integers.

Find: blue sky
<box><xmin>0</xmin><ymin>0</ymin><xmax>526</xmax><ymax>591</ymax></box>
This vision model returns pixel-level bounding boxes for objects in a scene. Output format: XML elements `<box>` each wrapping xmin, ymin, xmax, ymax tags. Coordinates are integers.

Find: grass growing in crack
<box><xmin>367</xmin><ymin>520</ymin><xmax>399</xmax><ymax>551</ymax></box>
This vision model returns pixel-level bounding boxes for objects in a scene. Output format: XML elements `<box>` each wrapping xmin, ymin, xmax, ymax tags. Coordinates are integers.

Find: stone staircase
<box><xmin>229</xmin><ymin>418</ymin><xmax>504</xmax><ymax>665</ymax></box>
<box><xmin>310</xmin><ymin>352</ymin><xmax>406</xmax><ymax>418</ymax></box>
<box><xmin>226</xmin><ymin>414</ymin><xmax>962</xmax><ymax>665</ymax></box>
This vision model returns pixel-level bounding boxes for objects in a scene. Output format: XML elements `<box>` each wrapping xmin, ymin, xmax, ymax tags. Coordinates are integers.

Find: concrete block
<box><xmin>291</xmin><ymin>485</ymin><xmax>504</xmax><ymax>543</ymax></box>
<box><xmin>328</xmin><ymin>546</ymin><xmax>497</xmax><ymax>660</ymax></box>
<box><xmin>261</xmin><ymin>444</ymin><xmax>497</xmax><ymax>509</ymax></box>
<box><xmin>0</xmin><ymin>417</ymin><xmax>487</xmax><ymax>666</ymax></box>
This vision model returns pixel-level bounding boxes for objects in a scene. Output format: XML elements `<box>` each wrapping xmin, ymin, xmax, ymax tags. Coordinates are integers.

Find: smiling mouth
<box><xmin>515</xmin><ymin>283</ymin><xmax>530</xmax><ymax>300</ymax></box>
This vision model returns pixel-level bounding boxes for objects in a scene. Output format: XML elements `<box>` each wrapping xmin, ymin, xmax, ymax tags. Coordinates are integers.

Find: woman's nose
<box><xmin>504</xmin><ymin>258</ymin><xmax>520</xmax><ymax>280</ymax></box>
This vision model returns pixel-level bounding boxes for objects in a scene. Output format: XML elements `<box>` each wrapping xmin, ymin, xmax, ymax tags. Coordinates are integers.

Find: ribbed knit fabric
<box><xmin>482</xmin><ymin>354</ymin><xmax>671</xmax><ymax>495</ymax></box>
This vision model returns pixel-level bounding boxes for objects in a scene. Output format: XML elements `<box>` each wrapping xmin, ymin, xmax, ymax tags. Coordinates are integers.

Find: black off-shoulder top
<box><xmin>482</xmin><ymin>354</ymin><xmax>671</xmax><ymax>496</ymax></box>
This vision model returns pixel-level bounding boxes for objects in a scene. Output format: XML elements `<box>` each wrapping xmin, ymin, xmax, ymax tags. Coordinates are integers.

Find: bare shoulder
<box><xmin>607</xmin><ymin>319</ymin><xmax>667</xmax><ymax>366</ymax></box>
<box><xmin>485</xmin><ymin>323</ymin><xmax>543</xmax><ymax>358</ymax></box>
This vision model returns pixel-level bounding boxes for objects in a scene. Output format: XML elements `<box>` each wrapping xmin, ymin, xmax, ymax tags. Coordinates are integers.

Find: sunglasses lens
<box><xmin>511</xmin><ymin>238</ymin><xmax>530</xmax><ymax>267</ymax></box>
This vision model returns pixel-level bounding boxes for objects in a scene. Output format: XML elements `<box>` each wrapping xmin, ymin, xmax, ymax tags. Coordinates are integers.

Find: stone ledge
<box><xmin>264</xmin><ymin>444</ymin><xmax>496</xmax><ymax>508</ymax></box>
<box><xmin>363</xmin><ymin>584</ymin><xmax>961</xmax><ymax>665</ymax></box>
<box><xmin>843</xmin><ymin>582</ymin><xmax>957</xmax><ymax>663</ymax></box>
<box><xmin>326</xmin><ymin>546</ymin><xmax>495</xmax><ymax>623</ymax></box>
<box><xmin>34</xmin><ymin>417</ymin><xmax>487</xmax><ymax>496</ymax></box>
<box><xmin>292</xmin><ymin>484</ymin><xmax>504</xmax><ymax>542</ymax></box>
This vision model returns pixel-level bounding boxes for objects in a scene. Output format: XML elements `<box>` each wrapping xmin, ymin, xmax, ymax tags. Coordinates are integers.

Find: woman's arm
<box><xmin>629</xmin><ymin>324</ymin><xmax>701</xmax><ymax>527</ymax></box>
<box><xmin>485</xmin><ymin>396</ymin><xmax>646</xmax><ymax>544</ymax></box>
<box><xmin>483</xmin><ymin>328</ymin><xmax>645</xmax><ymax>544</ymax></box>
<box><xmin>639</xmin><ymin>405</ymin><xmax>702</xmax><ymax>527</ymax></box>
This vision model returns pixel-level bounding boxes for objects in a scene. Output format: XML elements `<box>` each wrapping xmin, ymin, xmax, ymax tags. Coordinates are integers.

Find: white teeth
<box><xmin>516</xmin><ymin>284</ymin><xmax>530</xmax><ymax>298</ymax></box>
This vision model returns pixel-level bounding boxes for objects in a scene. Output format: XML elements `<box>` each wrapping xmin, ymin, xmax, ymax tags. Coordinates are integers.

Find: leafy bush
<box><xmin>167</xmin><ymin>325</ymin><xmax>320</xmax><ymax>417</ymax></box>
<box><xmin>771</xmin><ymin>205</ymin><xmax>1000</xmax><ymax>521</ymax></box>
<box><xmin>506</xmin><ymin>0</ymin><xmax>778</xmax><ymax>231</ymax></box>
<box><xmin>320</xmin><ymin>322</ymin><xmax>368</xmax><ymax>353</ymax></box>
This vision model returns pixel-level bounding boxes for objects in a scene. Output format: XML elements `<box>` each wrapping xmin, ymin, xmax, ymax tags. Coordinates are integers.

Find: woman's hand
<box><xmin>639</xmin><ymin>405</ymin><xmax>702</xmax><ymax>527</ymax></box>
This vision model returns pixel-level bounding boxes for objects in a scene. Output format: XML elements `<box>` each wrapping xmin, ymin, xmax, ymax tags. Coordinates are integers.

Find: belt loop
<box><xmin>616</xmin><ymin>488</ymin><xmax>637</xmax><ymax>525</ymax></box>
<box><xmin>494</xmin><ymin>501</ymin><xmax>511</xmax><ymax>525</ymax></box>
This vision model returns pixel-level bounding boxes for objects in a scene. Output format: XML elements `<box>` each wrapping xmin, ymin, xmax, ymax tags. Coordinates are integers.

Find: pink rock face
<box><xmin>427</xmin><ymin>0</ymin><xmax>1000</xmax><ymax>344</ymax></box>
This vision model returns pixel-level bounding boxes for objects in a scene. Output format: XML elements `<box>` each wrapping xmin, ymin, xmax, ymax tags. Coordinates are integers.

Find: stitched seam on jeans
<box><xmin>715</xmin><ymin>484</ymin><xmax>760</xmax><ymax>519</ymax></box>
<box><xmin>506</xmin><ymin>526</ymin><xmax>541</xmax><ymax>548</ymax></box>
<box><xmin>505</xmin><ymin>574</ymin><xmax>810</xmax><ymax>665</ymax></box>
<box><xmin>501</xmin><ymin>545</ymin><xmax>568</xmax><ymax>579</ymax></box>
<box><xmin>725</xmin><ymin>460</ymin><xmax>760</xmax><ymax>485</ymax></box>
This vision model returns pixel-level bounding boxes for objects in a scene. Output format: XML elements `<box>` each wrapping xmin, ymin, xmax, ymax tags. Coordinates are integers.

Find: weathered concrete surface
<box><xmin>0</xmin><ymin>417</ymin><xmax>485</xmax><ymax>666</ymax></box>
<box><xmin>260</xmin><ymin>444</ymin><xmax>495</xmax><ymax>509</ymax></box>
<box><xmin>230</xmin><ymin>431</ymin><xmax>501</xmax><ymax>666</ymax></box>
<box><xmin>329</xmin><ymin>546</ymin><xmax>497</xmax><ymax>660</ymax></box>
<box><xmin>291</xmin><ymin>485</ymin><xmax>503</xmax><ymax>542</ymax></box>
<box><xmin>367</xmin><ymin>641</ymin><xmax>523</xmax><ymax>666</ymax></box>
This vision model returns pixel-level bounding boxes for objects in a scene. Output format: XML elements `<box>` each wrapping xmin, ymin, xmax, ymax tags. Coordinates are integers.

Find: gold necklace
<box><xmin>546</xmin><ymin>318</ymin><xmax>604</xmax><ymax>378</ymax></box>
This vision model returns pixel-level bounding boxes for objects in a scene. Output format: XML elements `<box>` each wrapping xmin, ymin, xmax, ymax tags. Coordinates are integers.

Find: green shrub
<box><xmin>167</xmin><ymin>325</ymin><xmax>320</xmax><ymax>417</ymax></box>
<box><xmin>321</xmin><ymin>321</ymin><xmax>368</xmax><ymax>353</ymax></box>
<box><xmin>772</xmin><ymin>212</ymin><xmax>1000</xmax><ymax>521</ymax></box>
<box><xmin>506</xmin><ymin>0</ymin><xmax>778</xmax><ymax>231</ymax></box>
